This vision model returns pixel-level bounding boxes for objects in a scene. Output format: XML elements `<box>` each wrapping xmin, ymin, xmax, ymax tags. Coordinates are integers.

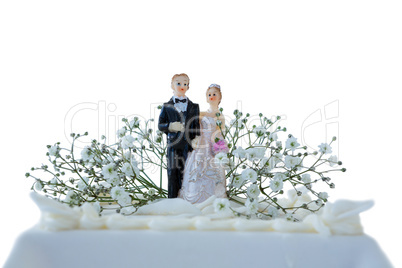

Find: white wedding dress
<box><xmin>178</xmin><ymin>116</ymin><xmax>227</xmax><ymax>204</ymax></box>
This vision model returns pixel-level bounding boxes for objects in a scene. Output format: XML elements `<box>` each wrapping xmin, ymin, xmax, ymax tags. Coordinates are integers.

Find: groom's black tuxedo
<box><xmin>158</xmin><ymin>97</ymin><xmax>200</xmax><ymax>198</ymax></box>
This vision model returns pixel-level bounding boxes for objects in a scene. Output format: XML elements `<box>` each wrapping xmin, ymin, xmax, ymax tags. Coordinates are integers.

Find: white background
<box><xmin>1</xmin><ymin>0</ymin><xmax>401</xmax><ymax>266</ymax></box>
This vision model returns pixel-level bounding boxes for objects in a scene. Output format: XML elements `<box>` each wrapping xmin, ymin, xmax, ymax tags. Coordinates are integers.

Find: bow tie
<box><xmin>175</xmin><ymin>98</ymin><xmax>187</xmax><ymax>103</ymax></box>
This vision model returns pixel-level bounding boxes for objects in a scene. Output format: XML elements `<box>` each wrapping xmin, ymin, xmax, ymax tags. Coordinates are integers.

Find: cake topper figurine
<box><xmin>178</xmin><ymin>84</ymin><xmax>227</xmax><ymax>203</ymax></box>
<box><xmin>158</xmin><ymin>73</ymin><xmax>200</xmax><ymax>198</ymax></box>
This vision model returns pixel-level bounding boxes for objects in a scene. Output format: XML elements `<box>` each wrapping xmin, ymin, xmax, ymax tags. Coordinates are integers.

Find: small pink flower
<box><xmin>213</xmin><ymin>140</ymin><xmax>229</xmax><ymax>154</ymax></box>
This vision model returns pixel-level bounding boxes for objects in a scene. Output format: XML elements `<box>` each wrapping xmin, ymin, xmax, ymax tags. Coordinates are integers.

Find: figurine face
<box><xmin>206</xmin><ymin>87</ymin><xmax>221</xmax><ymax>106</ymax></box>
<box><xmin>171</xmin><ymin>75</ymin><xmax>189</xmax><ymax>97</ymax></box>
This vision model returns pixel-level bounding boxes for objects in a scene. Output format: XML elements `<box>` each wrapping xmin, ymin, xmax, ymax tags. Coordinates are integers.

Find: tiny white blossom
<box><xmin>328</xmin><ymin>155</ymin><xmax>338</xmax><ymax>167</ymax></box>
<box><xmin>213</xmin><ymin>198</ymin><xmax>231</xmax><ymax>214</ymax></box>
<box><xmin>117</xmin><ymin>193</ymin><xmax>132</xmax><ymax>206</ymax></box>
<box><xmin>318</xmin><ymin>143</ymin><xmax>332</xmax><ymax>154</ymax></box>
<box><xmin>107</xmin><ymin>176</ymin><xmax>121</xmax><ymax>186</ymax></box>
<box><xmin>259</xmin><ymin>157</ymin><xmax>269</xmax><ymax>168</ymax></box>
<box><xmin>260</xmin><ymin>157</ymin><xmax>276</xmax><ymax>172</ymax></box>
<box><xmin>241</xmin><ymin>168</ymin><xmax>258</xmax><ymax>183</ymax></box>
<box><xmin>121</xmin><ymin>163</ymin><xmax>135</xmax><ymax>177</ymax></box>
<box><xmin>267</xmin><ymin>206</ymin><xmax>279</xmax><ymax>219</ymax></box>
<box><xmin>81</xmin><ymin>146</ymin><xmax>94</xmax><ymax>161</ymax></box>
<box><xmin>102</xmin><ymin>163</ymin><xmax>117</xmax><ymax>179</ymax></box>
<box><xmin>286</xmin><ymin>136</ymin><xmax>300</xmax><ymax>151</ymax></box>
<box><xmin>272</xmin><ymin>153</ymin><xmax>283</xmax><ymax>165</ymax></box>
<box><xmin>102</xmin><ymin>154</ymin><xmax>115</xmax><ymax>165</ymax></box>
<box><xmin>49</xmin><ymin>177</ymin><xmax>58</xmax><ymax>189</ymax></box>
<box><xmin>48</xmin><ymin>145</ymin><xmax>59</xmax><ymax>156</ymax></box>
<box><xmin>270</xmin><ymin>179</ymin><xmax>283</xmax><ymax>192</ymax></box>
<box><xmin>117</xmin><ymin>127</ymin><xmax>127</xmax><ymax>138</ymax></box>
<box><xmin>246</xmin><ymin>146</ymin><xmax>266</xmax><ymax>161</ymax></box>
<box><xmin>231</xmin><ymin>176</ymin><xmax>244</xmax><ymax>189</ymax></box>
<box><xmin>64</xmin><ymin>190</ymin><xmax>78</xmax><ymax>204</ymax></box>
<box><xmin>230</xmin><ymin>119</ymin><xmax>243</xmax><ymax>128</ymax></box>
<box><xmin>318</xmin><ymin>192</ymin><xmax>329</xmax><ymax>200</ymax></box>
<box><xmin>301</xmin><ymin>174</ymin><xmax>311</xmax><ymax>184</ymax></box>
<box><xmin>232</xmin><ymin>147</ymin><xmax>247</xmax><ymax>158</ymax></box>
<box><xmin>129</xmin><ymin>117</ymin><xmax>140</xmax><ymax>128</ymax></box>
<box><xmin>284</xmin><ymin>155</ymin><xmax>302</xmax><ymax>169</ymax></box>
<box><xmin>245</xmin><ymin>199</ymin><xmax>259</xmax><ymax>214</ymax></box>
<box><xmin>269</xmin><ymin>132</ymin><xmax>278</xmax><ymax>141</ymax></box>
<box><xmin>253</xmin><ymin>126</ymin><xmax>266</xmax><ymax>136</ymax></box>
<box><xmin>121</xmin><ymin>135</ymin><xmax>135</xmax><ymax>149</ymax></box>
<box><xmin>77</xmin><ymin>176</ymin><xmax>89</xmax><ymax>190</ymax></box>
<box><xmin>34</xmin><ymin>181</ymin><xmax>43</xmax><ymax>192</ymax></box>
<box><xmin>315</xmin><ymin>199</ymin><xmax>324</xmax><ymax>206</ymax></box>
<box><xmin>111</xmin><ymin>186</ymin><xmax>126</xmax><ymax>199</ymax></box>
<box><xmin>273</xmin><ymin>173</ymin><xmax>286</xmax><ymax>181</ymax></box>
<box><xmin>148</xmin><ymin>188</ymin><xmax>156</xmax><ymax>196</ymax></box>
<box><xmin>214</xmin><ymin>152</ymin><xmax>230</xmax><ymax>168</ymax></box>
<box><xmin>247</xmin><ymin>184</ymin><xmax>260</xmax><ymax>199</ymax></box>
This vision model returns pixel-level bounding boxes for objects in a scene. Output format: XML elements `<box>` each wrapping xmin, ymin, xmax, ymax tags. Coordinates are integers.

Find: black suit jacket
<box><xmin>158</xmin><ymin>97</ymin><xmax>200</xmax><ymax>151</ymax></box>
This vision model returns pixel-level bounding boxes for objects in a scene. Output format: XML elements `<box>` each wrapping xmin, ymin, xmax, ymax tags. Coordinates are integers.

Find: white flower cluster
<box><xmin>216</xmin><ymin>112</ymin><xmax>343</xmax><ymax>219</ymax></box>
<box><xmin>111</xmin><ymin>186</ymin><xmax>132</xmax><ymax>206</ymax></box>
<box><xmin>29</xmin><ymin>111</ymin><xmax>344</xmax><ymax>219</ymax></box>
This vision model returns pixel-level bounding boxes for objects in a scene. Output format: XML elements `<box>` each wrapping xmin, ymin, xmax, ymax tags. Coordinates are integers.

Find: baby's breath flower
<box><xmin>285</xmin><ymin>136</ymin><xmax>300</xmax><ymax>151</ymax></box>
<box><xmin>318</xmin><ymin>192</ymin><xmax>329</xmax><ymax>201</ymax></box>
<box><xmin>77</xmin><ymin>177</ymin><xmax>89</xmax><ymax>190</ymax></box>
<box><xmin>48</xmin><ymin>145</ymin><xmax>59</xmax><ymax>156</ymax></box>
<box><xmin>301</xmin><ymin>174</ymin><xmax>311</xmax><ymax>184</ymax></box>
<box><xmin>241</xmin><ymin>168</ymin><xmax>258</xmax><ymax>183</ymax></box>
<box><xmin>318</xmin><ymin>143</ymin><xmax>332</xmax><ymax>154</ymax></box>
<box><xmin>268</xmin><ymin>206</ymin><xmax>279</xmax><ymax>219</ymax></box>
<box><xmin>270</xmin><ymin>179</ymin><xmax>283</xmax><ymax>192</ymax></box>
<box><xmin>34</xmin><ymin>181</ymin><xmax>43</xmax><ymax>192</ymax></box>
<box><xmin>81</xmin><ymin>146</ymin><xmax>94</xmax><ymax>161</ymax></box>
<box><xmin>245</xmin><ymin>199</ymin><xmax>259</xmax><ymax>214</ymax></box>
<box><xmin>253</xmin><ymin>126</ymin><xmax>266</xmax><ymax>136</ymax></box>
<box><xmin>284</xmin><ymin>155</ymin><xmax>302</xmax><ymax>169</ymax></box>
<box><xmin>102</xmin><ymin>163</ymin><xmax>117</xmax><ymax>179</ymax></box>
<box><xmin>232</xmin><ymin>147</ymin><xmax>247</xmax><ymax>158</ymax></box>
<box><xmin>231</xmin><ymin>175</ymin><xmax>244</xmax><ymax>189</ymax></box>
<box><xmin>148</xmin><ymin>188</ymin><xmax>156</xmax><ymax>196</ymax></box>
<box><xmin>328</xmin><ymin>155</ymin><xmax>338</xmax><ymax>167</ymax></box>
<box><xmin>117</xmin><ymin>127</ymin><xmax>127</xmax><ymax>138</ymax></box>
<box><xmin>247</xmin><ymin>184</ymin><xmax>260</xmax><ymax>199</ymax></box>
<box><xmin>213</xmin><ymin>198</ymin><xmax>231</xmax><ymax>214</ymax></box>
<box><xmin>120</xmin><ymin>135</ymin><xmax>135</xmax><ymax>149</ymax></box>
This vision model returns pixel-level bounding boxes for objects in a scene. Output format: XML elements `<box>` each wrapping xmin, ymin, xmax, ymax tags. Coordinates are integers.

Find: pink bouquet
<box><xmin>213</xmin><ymin>139</ymin><xmax>229</xmax><ymax>154</ymax></box>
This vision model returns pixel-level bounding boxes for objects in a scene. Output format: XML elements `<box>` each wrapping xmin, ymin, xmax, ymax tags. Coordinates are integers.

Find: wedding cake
<box><xmin>4</xmin><ymin>77</ymin><xmax>393</xmax><ymax>267</ymax></box>
<box><xmin>5</xmin><ymin>193</ymin><xmax>392</xmax><ymax>268</ymax></box>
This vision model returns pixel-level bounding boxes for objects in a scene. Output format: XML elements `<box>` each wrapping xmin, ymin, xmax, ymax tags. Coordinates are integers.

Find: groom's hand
<box><xmin>168</xmin><ymin>122</ymin><xmax>185</xmax><ymax>132</ymax></box>
<box><xmin>191</xmin><ymin>136</ymin><xmax>200</xmax><ymax>149</ymax></box>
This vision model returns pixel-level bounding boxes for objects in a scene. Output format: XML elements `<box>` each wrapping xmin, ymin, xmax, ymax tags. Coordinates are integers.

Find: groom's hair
<box><xmin>171</xmin><ymin>73</ymin><xmax>190</xmax><ymax>90</ymax></box>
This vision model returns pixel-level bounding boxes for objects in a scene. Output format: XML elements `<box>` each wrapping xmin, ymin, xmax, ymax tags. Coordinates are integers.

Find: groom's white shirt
<box><xmin>172</xmin><ymin>95</ymin><xmax>188</xmax><ymax>113</ymax></box>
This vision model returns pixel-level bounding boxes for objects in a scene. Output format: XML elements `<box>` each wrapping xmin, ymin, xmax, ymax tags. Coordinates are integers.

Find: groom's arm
<box><xmin>159</xmin><ymin>104</ymin><xmax>184</xmax><ymax>133</ymax></box>
<box><xmin>158</xmin><ymin>105</ymin><xmax>170</xmax><ymax>134</ymax></box>
<box><xmin>191</xmin><ymin>104</ymin><xmax>201</xmax><ymax>138</ymax></box>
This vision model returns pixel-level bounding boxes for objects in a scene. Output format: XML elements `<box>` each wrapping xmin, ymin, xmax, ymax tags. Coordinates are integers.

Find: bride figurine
<box><xmin>178</xmin><ymin>84</ymin><xmax>227</xmax><ymax>204</ymax></box>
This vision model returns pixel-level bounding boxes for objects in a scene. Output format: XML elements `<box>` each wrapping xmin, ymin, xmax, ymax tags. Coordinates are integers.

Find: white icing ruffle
<box><xmin>30</xmin><ymin>192</ymin><xmax>373</xmax><ymax>235</ymax></box>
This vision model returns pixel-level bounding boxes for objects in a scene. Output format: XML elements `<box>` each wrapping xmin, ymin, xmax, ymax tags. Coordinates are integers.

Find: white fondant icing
<box><xmin>29</xmin><ymin>192</ymin><xmax>374</xmax><ymax>235</ymax></box>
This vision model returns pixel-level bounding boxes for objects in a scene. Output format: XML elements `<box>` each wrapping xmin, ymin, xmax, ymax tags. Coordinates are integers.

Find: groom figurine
<box><xmin>158</xmin><ymin>73</ymin><xmax>200</xmax><ymax>198</ymax></box>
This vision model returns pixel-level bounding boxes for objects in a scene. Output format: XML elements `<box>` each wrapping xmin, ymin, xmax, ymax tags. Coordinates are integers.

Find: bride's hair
<box><xmin>206</xmin><ymin>84</ymin><xmax>222</xmax><ymax>104</ymax></box>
